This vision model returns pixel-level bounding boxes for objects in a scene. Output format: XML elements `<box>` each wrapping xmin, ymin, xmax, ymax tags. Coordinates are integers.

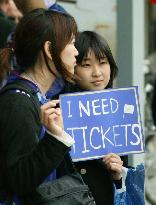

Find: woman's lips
<box><xmin>91</xmin><ymin>80</ymin><xmax>104</xmax><ymax>85</ymax></box>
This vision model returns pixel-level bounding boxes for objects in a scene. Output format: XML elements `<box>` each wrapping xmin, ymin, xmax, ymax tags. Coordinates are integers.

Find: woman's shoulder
<box><xmin>0</xmin><ymin>88</ymin><xmax>37</xmax><ymax>114</ymax></box>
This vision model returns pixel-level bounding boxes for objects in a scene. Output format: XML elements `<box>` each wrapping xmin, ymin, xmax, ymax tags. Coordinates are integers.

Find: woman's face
<box><xmin>60</xmin><ymin>37</ymin><xmax>79</xmax><ymax>74</ymax></box>
<box><xmin>75</xmin><ymin>51</ymin><xmax>111</xmax><ymax>91</ymax></box>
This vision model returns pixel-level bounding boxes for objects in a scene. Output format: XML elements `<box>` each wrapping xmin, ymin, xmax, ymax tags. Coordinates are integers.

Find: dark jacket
<box><xmin>64</xmin><ymin>83</ymin><xmax>128</xmax><ymax>205</ymax></box>
<box><xmin>0</xmin><ymin>79</ymin><xmax>74</xmax><ymax>203</ymax></box>
<box><xmin>0</xmin><ymin>9</ymin><xmax>16</xmax><ymax>48</ymax></box>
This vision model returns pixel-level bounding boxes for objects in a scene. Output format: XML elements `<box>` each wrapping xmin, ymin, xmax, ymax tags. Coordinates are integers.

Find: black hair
<box><xmin>75</xmin><ymin>31</ymin><xmax>118</xmax><ymax>88</ymax></box>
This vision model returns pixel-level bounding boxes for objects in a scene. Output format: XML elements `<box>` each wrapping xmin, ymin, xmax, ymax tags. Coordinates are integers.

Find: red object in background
<box><xmin>149</xmin><ymin>0</ymin><xmax>156</xmax><ymax>4</ymax></box>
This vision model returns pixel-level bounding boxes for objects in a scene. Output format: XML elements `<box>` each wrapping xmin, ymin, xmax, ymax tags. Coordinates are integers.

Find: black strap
<box><xmin>0</xmin><ymin>80</ymin><xmax>40</xmax><ymax>117</ymax></box>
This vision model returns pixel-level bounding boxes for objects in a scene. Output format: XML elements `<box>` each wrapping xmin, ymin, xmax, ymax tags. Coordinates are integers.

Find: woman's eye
<box><xmin>100</xmin><ymin>61</ymin><xmax>108</xmax><ymax>64</ymax></box>
<box><xmin>81</xmin><ymin>64</ymin><xmax>90</xmax><ymax>67</ymax></box>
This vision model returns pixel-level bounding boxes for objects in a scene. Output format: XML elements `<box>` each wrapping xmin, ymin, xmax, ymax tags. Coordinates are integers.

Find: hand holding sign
<box><xmin>41</xmin><ymin>100</ymin><xmax>64</xmax><ymax>137</ymax></box>
<box><xmin>103</xmin><ymin>153</ymin><xmax>123</xmax><ymax>180</ymax></box>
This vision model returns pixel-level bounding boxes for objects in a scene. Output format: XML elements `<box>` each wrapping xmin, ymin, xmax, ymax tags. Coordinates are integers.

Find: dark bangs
<box><xmin>75</xmin><ymin>31</ymin><xmax>107</xmax><ymax>64</ymax></box>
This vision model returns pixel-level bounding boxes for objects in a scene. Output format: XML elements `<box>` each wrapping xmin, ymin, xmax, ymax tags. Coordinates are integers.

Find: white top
<box><xmin>46</xmin><ymin>129</ymin><xmax>75</xmax><ymax>147</ymax></box>
<box><xmin>44</xmin><ymin>0</ymin><xmax>56</xmax><ymax>7</ymax></box>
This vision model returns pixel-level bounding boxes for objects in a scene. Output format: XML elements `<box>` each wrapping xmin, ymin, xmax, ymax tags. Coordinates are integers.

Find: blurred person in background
<box><xmin>0</xmin><ymin>0</ymin><xmax>16</xmax><ymax>48</ymax></box>
<box><xmin>1</xmin><ymin>0</ymin><xmax>48</xmax><ymax>89</ymax></box>
<box><xmin>13</xmin><ymin>0</ymin><xmax>47</xmax><ymax>15</ymax></box>
<box><xmin>6</xmin><ymin>0</ymin><xmax>22</xmax><ymax>23</ymax></box>
<box><xmin>44</xmin><ymin>0</ymin><xmax>68</xmax><ymax>13</ymax></box>
<box><xmin>13</xmin><ymin>0</ymin><xmax>67</xmax><ymax>16</ymax></box>
<box><xmin>7</xmin><ymin>0</ymin><xmax>67</xmax><ymax>51</ymax></box>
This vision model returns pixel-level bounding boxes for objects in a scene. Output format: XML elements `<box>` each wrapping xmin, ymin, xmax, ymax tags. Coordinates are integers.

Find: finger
<box><xmin>48</xmin><ymin>113</ymin><xmax>58</xmax><ymax>125</ymax></box>
<box><xmin>48</xmin><ymin>110</ymin><xmax>62</xmax><ymax>125</ymax></box>
<box><xmin>104</xmin><ymin>157</ymin><xmax>123</xmax><ymax>167</ymax></box>
<box><xmin>103</xmin><ymin>154</ymin><xmax>123</xmax><ymax>166</ymax></box>
<box><xmin>43</xmin><ymin>108</ymin><xmax>57</xmax><ymax>125</ymax></box>
<box><xmin>48</xmin><ymin>113</ymin><xmax>63</xmax><ymax>135</ymax></box>
<box><xmin>42</xmin><ymin>108</ymin><xmax>61</xmax><ymax>126</ymax></box>
<box><xmin>56</xmin><ymin>108</ymin><xmax>61</xmax><ymax>115</ymax></box>
<box><xmin>110</xmin><ymin>158</ymin><xmax>123</xmax><ymax>165</ymax></box>
<box><xmin>103</xmin><ymin>153</ymin><xmax>121</xmax><ymax>161</ymax></box>
<box><xmin>110</xmin><ymin>163</ymin><xmax>123</xmax><ymax>174</ymax></box>
<box><xmin>41</xmin><ymin>108</ymin><xmax>54</xmax><ymax>126</ymax></box>
<box><xmin>104</xmin><ymin>160</ymin><xmax>123</xmax><ymax>172</ymax></box>
<box><xmin>41</xmin><ymin>100</ymin><xmax>60</xmax><ymax>110</ymax></box>
<box><xmin>40</xmin><ymin>100</ymin><xmax>60</xmax><ymax>121</ymax></box>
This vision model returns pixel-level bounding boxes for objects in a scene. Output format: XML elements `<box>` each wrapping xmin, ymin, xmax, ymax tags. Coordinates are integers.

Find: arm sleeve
<box><xmin>115</xmin><ymin>167</ymin><xmax>128</xmax><ymax>192</ymax></box>
<box><xmin>0</xmin><ymin>93</ymin><xmax>69</xmax><ymax>196</ymax></box>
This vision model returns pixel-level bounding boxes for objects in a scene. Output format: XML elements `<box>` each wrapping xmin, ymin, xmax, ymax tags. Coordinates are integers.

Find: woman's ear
<box><xmin>44</xmin><ymin>41</ymin><xmax>52</xmax><ymax>60</ymax></box>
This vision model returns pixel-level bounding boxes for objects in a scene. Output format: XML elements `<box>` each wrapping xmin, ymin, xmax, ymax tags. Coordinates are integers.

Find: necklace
<box><xmin>23</xmin><ymin>72</ymin><xmax>47</xmax><ymax>96</ymax></box>
<box><xmin>23</xmin><ymin>72</ymin><xmax>48</xmax><ymax>103</ymax></box>
<box><xmin>23</xmin><ymin>72</ymin><xmax>38</xmax><ymax>87</ymax></box>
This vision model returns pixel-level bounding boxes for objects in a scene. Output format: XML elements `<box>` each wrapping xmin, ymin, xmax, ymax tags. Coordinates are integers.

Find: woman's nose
<box><xmin>74</xmin><ymin>47</ymin><xmax>79</xmax><ymax>56</ymax></box>
<box><xmin>92</xmin><ymin>66</ymin><xmax>101</xmax><ymax>76</ymax></box>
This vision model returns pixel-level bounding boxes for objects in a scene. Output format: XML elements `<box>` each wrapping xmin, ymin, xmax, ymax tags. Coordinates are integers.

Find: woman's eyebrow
<box><xmin>83</xmin><ymin>57</ymin><xmax>91</xmax><ymax>61</ymax></box>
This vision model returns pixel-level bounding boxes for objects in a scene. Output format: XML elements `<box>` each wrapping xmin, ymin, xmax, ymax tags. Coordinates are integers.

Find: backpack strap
<box><xmin>0</xmin><ymin>80</ymin><xmax>41</xmax><ymax>117</ymax></box>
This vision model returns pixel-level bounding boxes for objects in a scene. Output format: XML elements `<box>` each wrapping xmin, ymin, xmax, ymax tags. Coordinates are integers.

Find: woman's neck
<box><xmin>21</xmin><ymin>67</ymin><xmax>56</xmax><ymax>95</ymax></box>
